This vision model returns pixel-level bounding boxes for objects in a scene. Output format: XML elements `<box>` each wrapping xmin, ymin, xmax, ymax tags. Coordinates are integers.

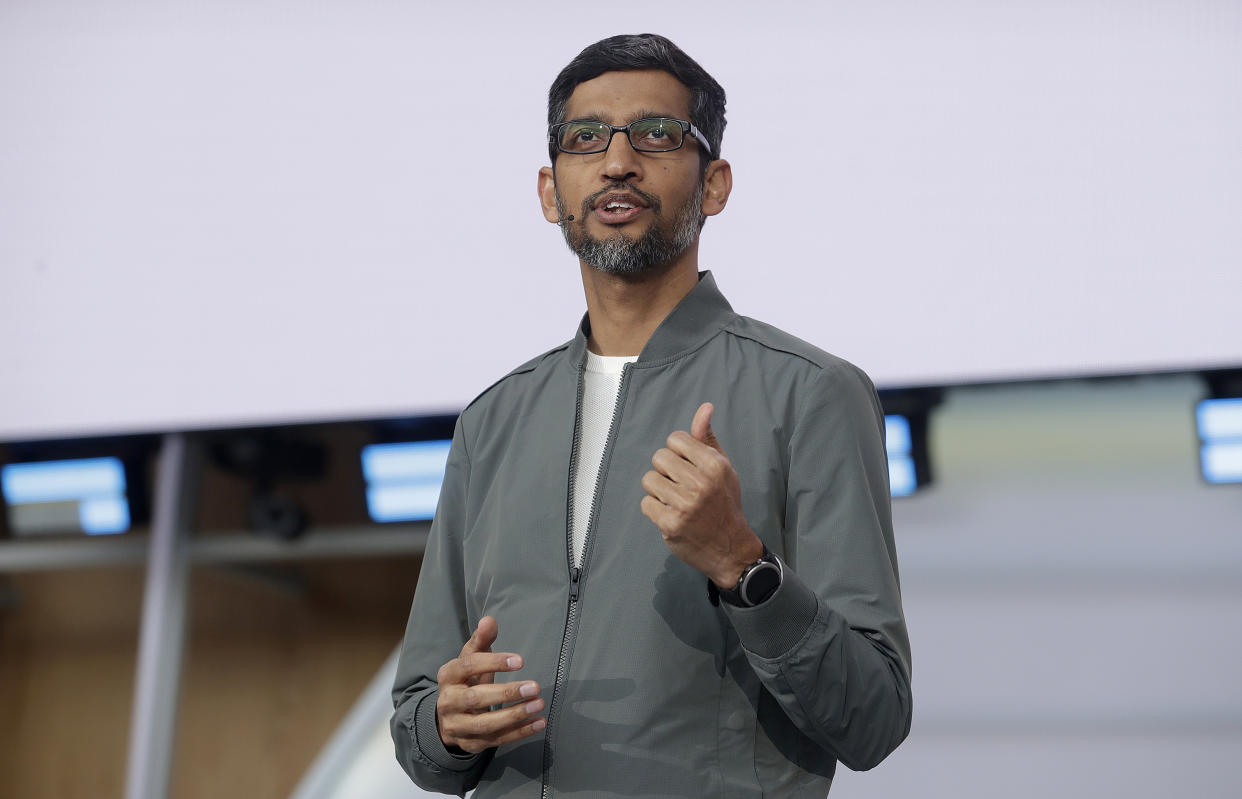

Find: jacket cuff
<box><xmin>411</xmin><ymin>688</ymin><xmax>484</xmax><ymax>772</ymax></box>
<box><xmin>722</xmin><ymin>559</ymin><xmax>820</xmax><ymax>659</ymax></box>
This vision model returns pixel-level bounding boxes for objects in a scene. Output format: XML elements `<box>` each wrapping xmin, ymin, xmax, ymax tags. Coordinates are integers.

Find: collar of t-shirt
<box><xmin>585</xmin><ymin>350</ymin><xmax>638</xmax><ymax>375</ymax></box>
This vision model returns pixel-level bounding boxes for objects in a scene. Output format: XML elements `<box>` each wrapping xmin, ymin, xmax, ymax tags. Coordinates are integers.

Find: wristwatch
<box><xmin>710</xmin><ymin>545</ymin><xmax>782</xmax><ymax>608</ymax></box>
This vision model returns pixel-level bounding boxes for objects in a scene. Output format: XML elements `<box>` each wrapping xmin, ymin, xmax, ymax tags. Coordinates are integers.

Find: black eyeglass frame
<box><xmin>549</xmin><ymin>117</ymin><xmax>714</xmax><ymax>158</ymax></box>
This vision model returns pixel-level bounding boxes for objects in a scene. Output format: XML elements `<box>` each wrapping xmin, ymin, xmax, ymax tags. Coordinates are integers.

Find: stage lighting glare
<box><xmin>361</xmin><ymin>440</ymin><xmax>452</xmax><ymax>523</ymax></box>
<box><xmin>1196</xmin><ymin>397</ymin><xmax>1242</xmax><ymax>485</ymax></box>
<box><xmin>367</xmin><ymin>484</ymin><xmax>444</xmax><ymax>523</ymax></box>
<box><xmin>888</xmin><ymin>453</ymin><xmax>917</xmax><ymax>498</ymax></box>
<box><xmin>80</xmin><ymin>496</ymin><xmax>131</xmax><ymax>535</ymax></box>
<box><xmin>1</xmin><ymin>457</ymin><xmax>130</xmax><ymax>535</ymax></box>
<box><xmin>1197</xmin><ymin>397</ymin><xmax>1242</xmax><ymax>440</ymax></box>
<box><xmin>884</xmin><ymin>414</ymin><xmax>919</xmax><ymax>497</ymax></box>
<box><xmin>2</xmin><ymin>457</ymin><xmax>124</xmax><ymax>502</ymax></box>
<box><xmin>1201</xmin><ymin>442</ymin><xmax>1242</xmax><ymax>484</ymax></box>
<box><xmin>362</xmin><ymin>440</ymin><xmax>451</xmax><ymax>484</ymax></box>
<box><xmin>885</xmin><ymin>415</ymin><xmax>912</xmax><ymax>456</ymax></box>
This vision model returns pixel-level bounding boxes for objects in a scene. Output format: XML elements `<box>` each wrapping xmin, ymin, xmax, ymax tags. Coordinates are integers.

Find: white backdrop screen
<box><xmin>2</xmin><ymin>0</ymin><xmax>1239</xmax><ymax>439</ymax></box>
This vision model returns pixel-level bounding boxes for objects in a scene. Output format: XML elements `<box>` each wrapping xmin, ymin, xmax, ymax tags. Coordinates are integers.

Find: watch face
<box><xmin>742</xmin><ymin>561</ymin><xmax>782</xmax><ymax>606</ymax></box>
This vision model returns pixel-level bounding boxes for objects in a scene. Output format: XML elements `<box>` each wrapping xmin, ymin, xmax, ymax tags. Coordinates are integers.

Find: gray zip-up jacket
<box><xmin>391</xmin><ymin>272</ymin><xmax>911</xmax><ymax>798</ymax></box>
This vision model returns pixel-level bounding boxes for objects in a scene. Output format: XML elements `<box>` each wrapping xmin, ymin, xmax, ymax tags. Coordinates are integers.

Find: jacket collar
<box><xmin>568</xmin><ymin>270</ymin><xmax>736</xmax><ymax>367</ymax></box>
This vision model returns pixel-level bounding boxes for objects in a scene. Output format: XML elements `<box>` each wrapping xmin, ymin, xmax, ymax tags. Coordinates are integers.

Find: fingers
<box><xmin>641</xmin><ymin>468</ymin><xmax>678</xmax><ymax>505</ymax></box>
<box><xmin>438</xmin><ymin>673</ymin><xmax>546</xmax><ymax>754</ymax></box>
<box><xmin>483</xmin><ymin>714</ymin><xmax>548</xmax><ymax>750</ymax></box>
<box><xmin>438</xmin><ymin>651</ymin><xmax>524</xmax><ymax>688</ymax></box>
<box><xmin>648</xmin><ymin>447</ymin><xmax>696</xmax><ymax>487</ymax></box>
<box><xmin>444</xmin><ymin>677</ymin><xmax>542</xmax><ymax>714</ymax></box>
<box><xmin>640</xmin><ymin>494</ymin><xmax>673</xmax><ymax>531</ymax></box>
<box><xmin>441</xmin><ymin>701</ymin><xmax>548</xmax><ymax>754</ymax></box>
<box><xmin>656</xmin><ymin>403</ymin><xmax>727</xmax><ymax>468</ymax></box>
<box><xmin>437</xmin><ymin>618</ymin><xmax>546</xmax><ymax>754</ymax></box>
<box><xmin>665</xmin><ymin>427</ymin><xmax>730</xmax><ymax>468</ymax></box>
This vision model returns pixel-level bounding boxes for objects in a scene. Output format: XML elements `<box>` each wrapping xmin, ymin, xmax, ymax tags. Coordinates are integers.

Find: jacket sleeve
<box><xmin>390</xmin><ymin>416</ymin><xmax>493</xmax><ymax>795</ymax></box>
<box><xmin>722</xmin><ymin>360</ymin><xmax>913</xmax><ymax>771</ymax></box>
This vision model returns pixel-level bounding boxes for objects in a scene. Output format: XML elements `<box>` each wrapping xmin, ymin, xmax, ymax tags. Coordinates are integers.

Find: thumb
<box><xmin>464</xmin><ymin>616</ymin><xmax>498</xmax><ymax>654</ymax></box>
<box><xmin>462</xmin><ymin>616</ymin><xmax>499</xmax><ymax>685</ymax></box>
<box><xmin>690</xmin><ymin>402</ymin><xmax>723</xmax><ymax>452</ymax></box>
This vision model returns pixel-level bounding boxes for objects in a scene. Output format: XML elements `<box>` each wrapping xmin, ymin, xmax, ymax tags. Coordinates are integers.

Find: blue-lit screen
<box><xmin>361</xmin><ymin>440</ymin><xmax>453</xmax><ymax>522</ymax></box>
<box><xmin>885</xmin><ymin>415</ymin><xmax>917</xmax><ymax>497</ymax></box>
<box><xmin>1</xmin><ymin>457</ymin><xmax>131</xmax><ymax>535</ymax></box>
<box><xmin>1198</xmin><ymin>398</ymin><xmax>1242</xmax><ymax>484</ymax></box>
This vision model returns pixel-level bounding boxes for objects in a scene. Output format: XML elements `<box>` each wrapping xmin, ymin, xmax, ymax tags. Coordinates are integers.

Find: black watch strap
<box><xmin>709</xmin><ymin>545</ymin><xmax>782</xmax><ymax>608</ymax></box>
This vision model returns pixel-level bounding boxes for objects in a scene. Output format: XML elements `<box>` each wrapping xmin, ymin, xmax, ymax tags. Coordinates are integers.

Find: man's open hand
<box><xmin>640</xmin><ymin>402</ymin><xmax>764</xmax><ymax>588</ymax></box>
<box><xmin>435</xmin><ymin>616</ymin><xmax>545</xmax><ymax>754</ymax></box>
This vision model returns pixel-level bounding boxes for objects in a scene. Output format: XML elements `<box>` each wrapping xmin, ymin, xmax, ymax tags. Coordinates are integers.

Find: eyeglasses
<box><xmin>550</xmin><ymin>117</ymin><xmax>712</xmax><ymax>156</ymax></box>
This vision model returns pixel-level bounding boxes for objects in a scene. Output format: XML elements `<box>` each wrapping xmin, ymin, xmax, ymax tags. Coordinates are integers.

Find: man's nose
<box><xmin>601</xmin><ymin>129</ymin><xmax>643</xmax><ymax>183</ymax></box>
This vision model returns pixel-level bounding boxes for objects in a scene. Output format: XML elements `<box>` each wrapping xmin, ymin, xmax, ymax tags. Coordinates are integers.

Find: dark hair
<box><xmin>547</xmin><ymin>33</ymin><xmax>727</xmax><ymax>169</ymax></box>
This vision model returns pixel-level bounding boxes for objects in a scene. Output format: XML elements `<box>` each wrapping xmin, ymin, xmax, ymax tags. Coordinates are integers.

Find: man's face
<box><xmin>545</xmin><ymin>70</ymin><xmax>708</xmax><ymax>276</ymax></box>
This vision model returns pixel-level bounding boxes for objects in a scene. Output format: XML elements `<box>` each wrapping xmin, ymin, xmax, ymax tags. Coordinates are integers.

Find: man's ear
<box><xmin>538</xmin><ymin>166</ymin><xmax>561</xmax><ymax>224</ymax></box>
<box><xmin>700</xmin><ymin>159</ymin><xmax>733</xmax><ymax>218</ymax></box>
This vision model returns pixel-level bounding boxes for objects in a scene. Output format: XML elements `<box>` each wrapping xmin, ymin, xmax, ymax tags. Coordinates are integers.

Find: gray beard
<box><xmin>556</xmin><ymin>181</ymin><xmax>704</xmax><ymax>276</ymax></box>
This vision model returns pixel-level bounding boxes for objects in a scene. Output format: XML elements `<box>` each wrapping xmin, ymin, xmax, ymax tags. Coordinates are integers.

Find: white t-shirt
<box><xmin>570</xmin><ymin>351</ymin><xmax>638</xmax><ymax>567</ymax></box>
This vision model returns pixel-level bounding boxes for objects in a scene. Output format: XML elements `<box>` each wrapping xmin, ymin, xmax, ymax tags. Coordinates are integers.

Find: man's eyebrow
<box><xmin>565</xmin><ymin>109</ymin><xmax>685</xmax><ymax>124</ymax></box>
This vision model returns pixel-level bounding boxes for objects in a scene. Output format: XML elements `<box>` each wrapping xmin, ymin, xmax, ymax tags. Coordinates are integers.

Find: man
<box><xmin>391</xmin><ymin>33</ymin><xmax>911</xmax><ymax>797</ymax></box>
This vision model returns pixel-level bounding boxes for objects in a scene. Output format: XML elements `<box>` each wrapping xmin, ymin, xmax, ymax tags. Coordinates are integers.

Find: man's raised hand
<box><xmin>435</xmin><ymin>616</ymin><xmax>545</xmax><ymax>755</ymax></box>
<box><xmin>640</xmin><ymin>402</ymin><xmax>764</xmax><ymax>588</ymax></box>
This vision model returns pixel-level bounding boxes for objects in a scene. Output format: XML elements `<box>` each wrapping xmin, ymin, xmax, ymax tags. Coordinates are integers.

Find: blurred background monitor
<box><xmin>1198</xmin><ymin>397</ymin><xmax>1242</xmax><ymax>484</ymax></box>
<box><xmin>2</xmin><ymin>456</ymin><xmax>132</xmax><ymax>536</ymax></box>
<box><xmin>361</xmin><ymin>440</ymin><xmax>452</xmax><ymax>523</ymax></box>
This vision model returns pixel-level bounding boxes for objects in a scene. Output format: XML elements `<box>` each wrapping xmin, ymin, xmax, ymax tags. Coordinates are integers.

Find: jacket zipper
<box><xmin>540</xmin><ymin>361</ymin><xmax>631</xmax><ymax>799</ymax></box>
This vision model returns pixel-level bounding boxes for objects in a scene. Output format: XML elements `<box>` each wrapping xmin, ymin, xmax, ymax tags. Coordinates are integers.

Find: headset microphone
<box><xmin>559</xmin><ymin>214</ymin><xmax>575</xmax><ymax>224</ymax></box>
